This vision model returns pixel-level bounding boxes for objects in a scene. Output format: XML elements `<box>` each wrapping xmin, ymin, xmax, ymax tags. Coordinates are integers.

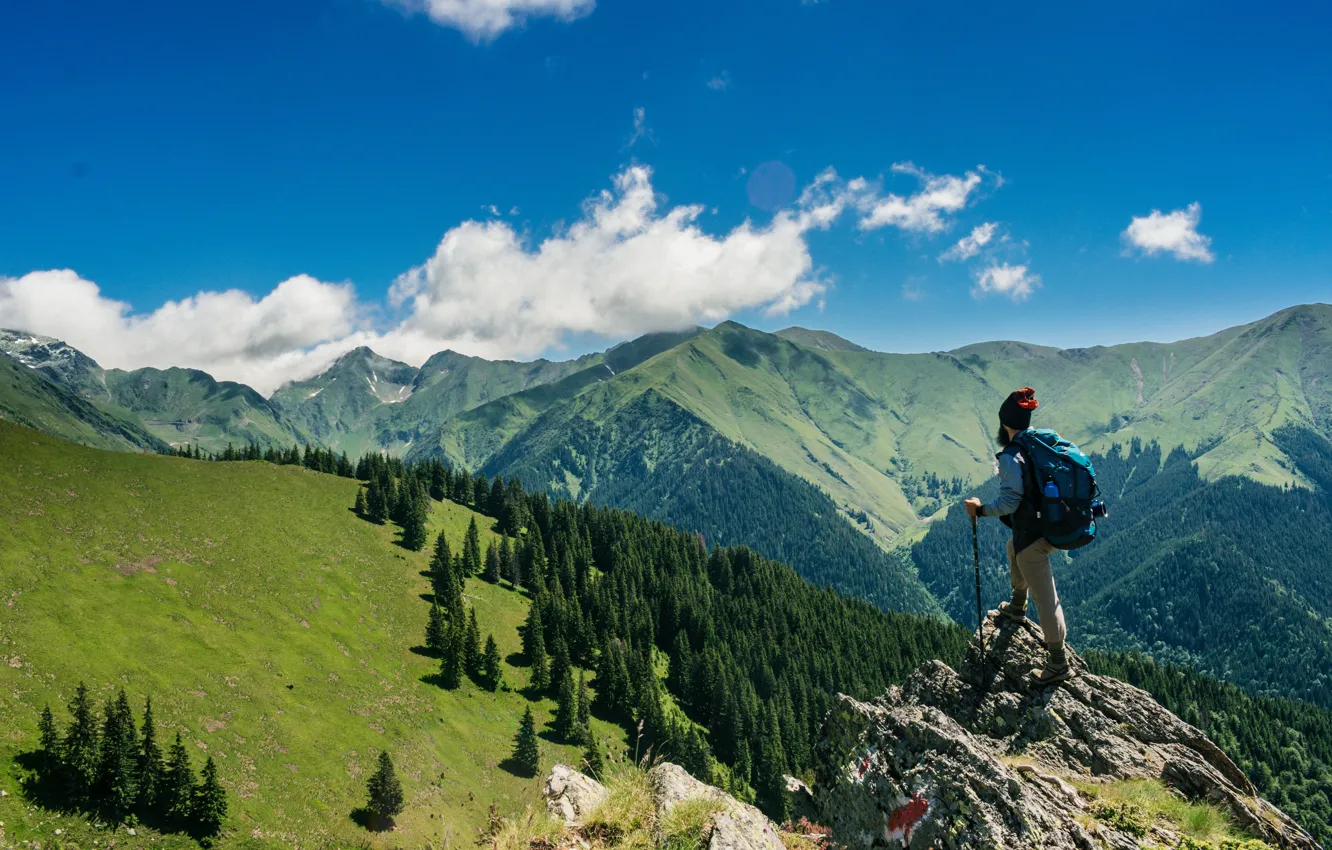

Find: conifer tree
<box><xmin>581</xmin><ymin>731</ymin><xmax>604</xmax><ymax>780</ymax></box>
<box><xmin>63</xmin><ymin>682</ymin><xmax>100</xmax><ymax>804</ymax></box>
<box><xmin>137</xmin><ymin>696</ymin><xmax>165</xmax><ymax>813</ymax></box>
<box><xmin>401</xmin><ymin>484</ymin><xmax>429</xmax><ymax>551</ymax></box>
<box><xmin>354</xmin><ymin>487</ymin><xmax>367</xmax><ymax>516</ymax></box>
<box><xmin>97</xmin><ymin>689</ymin><xmax>140</xmax><ymax>820</ymax></box>
<box><xmin>576</xmin><ymin>671</ymin><xmax>591</xmax><ymax>736</ymax></box>
<box><xmin>365</xmin><ymin>750</ymin><xmax>404</xmax><ymax>824</ymax></box>
<box><xmin>553</xmin><ymin>669</ymin><xmax>577</xmax><ymax>743</ymax></box>
<box><xmin>499</xmin><ymin>536</ymin><xmax>518</xmax><ymax>586</ymax></box>
<box><xmin>425</xmin><ymin>602</ymin><xmax>446</xmax><ymax>656</ymax></box>
<box><xmin>440</xmin><ymin>625</ymin><xmax>465</xmax><ymax>690</ymax></box>
<box><xmin>462</xmin><ymin>518</ymin><xmax>482</xmax><ymax>576</ymax></box>
<box><xmin>483</xmin><ymin>541</ymin><xmax>501</xmax><ymax>583</ymax></box>
<box><xmin>482</xmin><ymin>634</ymin><xmax>503</xmax><ymax>692</ymax></box>
<box><xmin>549</xmin><ymin>636</ymin><xmax>571</xmax><ymax>696</ymax></box>
<box><xmin>193</xmin><ymin>755</ymin><xmax>228</xmax><ymax>837</ymax></box>
<box><xmin>465</xmin><ymin>608</ymin><xmax>482</xmax><ymax>678</ymax></box>
<box><xmin>512</xmin><ymin>706</ymin><xmax>540</xmax><ymax>777</ymax></box>
<box><xmin>365</xmin><ymin>477</ymin><xmax>387</xmax><ymax>524</ymax></box>
<box><xmin>38</xmin><ymin>704</ymin><xmax>61</xmax><ymax>774</ymax></box>
<box><xmin>162</xmin><ymin>732</ymin><xmax>196</xmax><ymax>824</ymax></box>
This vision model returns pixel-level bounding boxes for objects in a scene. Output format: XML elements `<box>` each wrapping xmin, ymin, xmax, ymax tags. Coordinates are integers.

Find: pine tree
<box><xmin>365</xmin><ymin>478</ymin><xmax>387</xmax><ymax>524</ymax></box>
<box><xmin>38</xmin><ymin>704</ymin><xmax>61</xmax><ymax>775</ymax></box>
<box><xmin>512</xmin><ymin>706</ymin><xmax>540</xmax><ymax>777</ymax></box>
<box><xmin>192</xmin><ymin>755</ymin><xmax>228</xmax><ymax>837</ymax></box>
<box><xmin>401</xmin><ymin>483</ymin><xmax>430</xmax><ymax>551</ymax></box>
<box><xmin>553</xmin><ymin>669</ymin><xmax>577</xmax><ymax>742</ymax></box>
<box><xmin>581</xmin><ymin>731</ymin><xmax>604</xmax><ymax>780</ymax></box>
<box><xmin>354</xmin><ymin>487</ymin><xmax>367</xmax><ymax>516</ymax></box>
<box><xmin>137</xmin><ymin>696</ymin><xmax>165</xmax><ymax>813</ymax></box>
<box><xmin>64</xmin><ymin>682</ymin><xmax>100</xmax><ymax>804</ymax></box>
<box><xmin>549</xmin><ymin>636</ymin><xmax>571</xmax><ymax>697</ymax></box>
<box><xmin>484</xmin><ymin>541</ymin><xmax>501</xmax><ymax>583</ymax></box>
<box><xmin>576</xmin><ymin>671</ymin><xmax>591</xmax><ymax>736</ymax></box>
<box><xmin>482</xmin><ymin>634</ymin><xmax>503</xmax><ymax>692</ymax></box>
<box><xmin>162</xmin><ymin>732</ymin><xmax>196</xmax><ymax>824</ymax></box>
<box><xmin>365</xmin><ymin>750</ymin><xmax>404</xmax><ymax>823</ymax></box>
<box><xmin>425</xmin><ymin>602</ymin><xmax>447</xmax><ymax>656</ymax></box>
<box><xmin>465</xmin><ymin>608</ymin><xmax>482</xmax><ymax>678</ymax></box>
<box><xmin>97</xmin><ymin>689</ymin><xmax>139</xmax><ymax>820</ymax></box>
<box><xmin>462</xmin><ymin>518</ymin><xmax>482</xmax><ymax>576</ymax></box>
<box><xmin>441</xmin><ymin>625</ymin><xmax>465</xmax><ymax>690</ymax></box>
<box><xmin>499</xmin><ymin>536</ymin><xmax>518</xmax><ymax>587</ymax></box>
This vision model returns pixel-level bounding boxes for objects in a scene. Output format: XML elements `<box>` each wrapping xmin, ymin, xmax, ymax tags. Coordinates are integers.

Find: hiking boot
<box><xmin>998</xmin><ymin>591</ymin><xmax>1028</xmax><ymax>623</ymax></box>
<box><xmin>1031</xmin><ymin>644</ymin><xmax>1073</xmax><ymax>686</ymax></box>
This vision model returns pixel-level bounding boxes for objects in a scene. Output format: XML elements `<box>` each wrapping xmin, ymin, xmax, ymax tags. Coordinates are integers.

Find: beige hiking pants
<box><xmin>1007</xmin><ymin>538</ymin><xmax>1067</xmax><ymax>649</ymax></box>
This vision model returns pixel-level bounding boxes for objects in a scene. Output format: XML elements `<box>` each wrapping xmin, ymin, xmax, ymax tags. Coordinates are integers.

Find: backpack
<box><xmin>1010</xmin><ymin>429</ymin><xmax>1106</xmax><ymax>551</ymax></box>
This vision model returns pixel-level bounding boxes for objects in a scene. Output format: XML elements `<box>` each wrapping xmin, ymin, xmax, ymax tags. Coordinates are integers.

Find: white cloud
<box><xmin>627</xmin><ymin>107</ymin><xmax>650</xmax><ymax>147</ymax></box>
<box><xmin>706</xmin><ymin>72</ymin><xmax>732</xmax><ymax>91</ymax></box>
<box><xmin>939</xmin><ymin>221</ymin><xmax>998</xmax><ymax>262</ymax></box>
<box><xmin>1122</xmin><ymin>202</ymin><xmax>1214</xmax><ymax>263</ymax></box>
<box><xmin>901</xmin><ymin>278</ymin><xmax>926</xmax><ymax>302</ymax></box>
<box><xmin>857</xmin><ymin>163</ymin><xmax>991</xmax><ymax>233</ymax></box>
<box><xmin>971</xmin><ymin>263</ymin><xmax>1040</xmax><ymax>302</ymax></box>
<box><xmin>3</xmin><ymin>166</ymin><xmax>864</xmax><ymax>394</ymax></box>
<box><xmin>383</xmin><ymin>0</ymin><xmax>594</xmax><ymax>41</ymax></box>
<box><xmin>0</xmin><ymin>271</ymin><xmax>361</xmax><ymax>394</ymax></box>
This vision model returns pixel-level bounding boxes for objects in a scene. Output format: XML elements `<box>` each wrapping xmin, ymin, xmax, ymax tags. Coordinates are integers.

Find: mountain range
<box><xmin>3</xmin><ymin>303</ymin><xmax>1330</xmax><ymax>620</ymax></box>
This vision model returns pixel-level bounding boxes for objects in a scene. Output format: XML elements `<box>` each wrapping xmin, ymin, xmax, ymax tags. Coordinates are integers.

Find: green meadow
<box><xmin>0</xmin><ymin>421</ymin><xmax>621</xmax><ymax>849</ymax></box>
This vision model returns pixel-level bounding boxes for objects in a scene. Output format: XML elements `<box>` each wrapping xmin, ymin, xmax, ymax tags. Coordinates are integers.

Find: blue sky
<box><xmin>2</xmin><ymin>0</ymin><xmax>1329</xmax><ymax>391</ymax></box>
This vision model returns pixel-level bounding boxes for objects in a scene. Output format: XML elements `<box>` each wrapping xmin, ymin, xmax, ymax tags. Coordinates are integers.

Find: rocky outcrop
<box><xmin>811</xmin><ymin>613</ymin><xmax>1320</xmax><ymax>850</ymax></box>
<box><xmin>543</xmin><ymin>762</ymin><xmax>786</xmax><ymax>850</ymax></box>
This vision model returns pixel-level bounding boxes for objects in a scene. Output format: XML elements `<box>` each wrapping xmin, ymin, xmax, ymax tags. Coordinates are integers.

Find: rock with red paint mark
<box><xmin>810</xmin><ymin>613</ymin><xmax>1319</xmax><ymax>850</ymax></box>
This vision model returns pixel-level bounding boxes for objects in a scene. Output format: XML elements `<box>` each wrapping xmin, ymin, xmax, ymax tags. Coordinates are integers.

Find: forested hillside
<box><xmin>911</xmin><ymin>426</ymin><xmax>1332</xmax><ymax>708</ymax></box>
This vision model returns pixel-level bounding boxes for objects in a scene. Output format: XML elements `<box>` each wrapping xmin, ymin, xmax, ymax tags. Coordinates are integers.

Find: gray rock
<box><xmin>544</xmin><ymin>763</ymin><xmax>609</xmax><ymax>826</ymax></box>
<box><xmin>646</xmin><ymin>763</ymin><xmax>785</xmax><ymax>850</ymax></box>
<box><xmin>782</xmin><ymin>774</ymin><xmax>818</xmax><ymax>823</ymax></box>
<box><xmin>811</xmin><ymin>613</ymin><xmax>1321</xmax><ymax>850</ymax></box>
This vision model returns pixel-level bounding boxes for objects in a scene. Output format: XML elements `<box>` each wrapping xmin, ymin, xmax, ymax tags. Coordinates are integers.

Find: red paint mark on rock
<box><xmin>886</xmin><ymin>793</ymin><xmax>930</xmax><ymax>843</ymax></box>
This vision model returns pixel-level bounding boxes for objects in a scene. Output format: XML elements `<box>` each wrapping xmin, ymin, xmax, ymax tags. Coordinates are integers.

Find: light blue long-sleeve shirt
<box><xmin>982</xmin><ymin>449</ymin><xmax>1026</xmax><ymax>517</ymax></box>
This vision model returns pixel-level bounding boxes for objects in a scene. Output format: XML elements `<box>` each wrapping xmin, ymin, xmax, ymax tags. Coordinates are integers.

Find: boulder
<box><xmin>545</xmin><ymin>763</ymin><xmax>609</xmax><ymax>826</ymax></box>
<box><xmin>647</xmin><ymin>763</ymin><xmax>785</xmax><ymax>850</ymax></box>
<box><xmin>811</xmin><ymin>612</ymin><xmax>1320</xmax><ymax>850</ymax></box>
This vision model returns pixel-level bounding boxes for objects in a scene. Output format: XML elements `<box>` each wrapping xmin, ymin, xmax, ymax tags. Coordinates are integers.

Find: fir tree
<box><xmin>483</xmin><ymin>541</ymin><xmax>501</xmax><ymax>583</ymax></box>
<box><xmin>38</xmin><ymin>704</ymin><xmax>61</xmax><ymax>774</ymax></box>
<box><xmin>581</xmin><ymin>731</ymin><xmax>604</xmax><ymax>780</ymax></box>
<box><xmin>401</xmin><ymin>483</ymin><xmax>430</xmax><ymax>551</ymax></box>
<box><xmin>192</xmin><ymin>755</ymin><xmax>228</xmax><ymax>837</ymax></box>
<box><xmin>576</xmin><ymin>671</ymin><xmax>591</xmax><ymax>736</ymax></box>
<box><xmin>97</xmin><ymin>689</ymin><xmax>139</xmax><ymax>821</ymax></box>
<box><xmin>162</xmin><ymin>732</ymin><xmax>196</xmax><ymax>824</ymax></box>
<box><xmin>548</xmin><ymin>636</ymin><xmax>571</xmax><ymax>697</ymax></box>
<box><xmin>365</xmin><ymin>477</ymin><xmax>387</xmax><ymax>524</ymax></box>
<box><xmin>462</xmin><ymin>518</ymin><xmax>482</xmax><ymax>576</ymax></box>
<box><xmin>137</xmin><ymin>696</ymin><xmax>165</xmax><ymax>813</ymax></box>
<box><xmin>425</xmin><ymin>602</ymin><xmax>447</xmax><ymax>656</ymax></box>
<box><xmin>440</xmin><ymin>624</ymin><xmax>465</xmax><ymax>690</ymax></box>
<box><xmin>512</xmin><ymin>706</ymin><xmax>540</xmax><ymax>777</ymax></box>
<box><xmin>365</xmin><ymin>750</ymin><xmax>404</xmax><ymax>824</ymax></box>
<box><xmin>482</xmin><ymin>634</ymin><xmax>503</xmax><ymax>692</ymax></box>
<box><xmin>63</xmin><ymin>682</ymin><xmax>100</xmax><ymax>804</ymax></box>
<box><xmin>499</xmin><ymin>536</ymin><xmax>518</xmax><ymax>587</ymax></box>
<box><xmin>464</xmin><ymin>608</ymin><xmax>482</xmax><ymax>679</ymax></box>
<box><xmin>553</xmin><ymin>669</ymin><xmax>577</xmax><ymax>743</ymax></box>
<box><xmin>354</xmin><ymin>487</ymin><xmax>367</xmax><ymax>516</ymax></box>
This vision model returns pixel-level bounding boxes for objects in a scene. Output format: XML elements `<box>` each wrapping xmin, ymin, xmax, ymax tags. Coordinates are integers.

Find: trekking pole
<box><xmin>972</xmin><ymin>514</ymin><xmax>985</xmax><ymax>686</ymax></box>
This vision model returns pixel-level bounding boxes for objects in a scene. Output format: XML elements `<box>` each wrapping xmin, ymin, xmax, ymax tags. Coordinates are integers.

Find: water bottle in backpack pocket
<box><xmin>1013</xmin><ymin>429</ymin><xmax>1106</xmax><ymax>550</ymax></box>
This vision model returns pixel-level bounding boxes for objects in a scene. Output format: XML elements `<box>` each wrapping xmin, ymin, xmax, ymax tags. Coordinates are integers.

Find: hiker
<box><xmin>964</xmin><ymin>387</ymin><xmax>1071</xmax><ymax>685</ymax></box>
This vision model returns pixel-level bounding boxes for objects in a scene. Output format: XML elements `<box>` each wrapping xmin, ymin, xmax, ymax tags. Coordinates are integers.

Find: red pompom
<box><xmin>1015</xmin><ymin>387</ymin><xmax>1039</xmax><ymax>410</ymax></box>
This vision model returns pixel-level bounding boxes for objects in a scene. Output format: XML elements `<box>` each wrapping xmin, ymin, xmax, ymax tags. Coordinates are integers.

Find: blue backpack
<box><xmin>1011</xmin><ymin>429</ymin><xmax>1106</xmax><ymax>550</ymax></box>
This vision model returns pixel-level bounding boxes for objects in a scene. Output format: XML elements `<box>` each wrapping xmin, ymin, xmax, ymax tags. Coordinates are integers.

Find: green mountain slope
<box><xmin>0</xmin><ymin>421</ymin><xmax>612</xmax><ymax>847</ymax></box>
<box><xmin>102</xmin><ymin>367</ymin><xmax>306</xmax><ymax>452</ymax></box>
<box><xmin>910</xmin><ymin>428</ymin><xmax>1332</xmax><ymax>708</ymax></box>
<box><xmin>0</xmin><ymin>351</ymin><xmax>167</xmax><ymax>452</ymax></box>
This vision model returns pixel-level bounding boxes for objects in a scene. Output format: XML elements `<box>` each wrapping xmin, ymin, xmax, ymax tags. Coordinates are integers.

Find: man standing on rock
<box><xmin>964</xmin><ymin>387</ymin><xmax>1071</xmax><ymax>685</ymax></box>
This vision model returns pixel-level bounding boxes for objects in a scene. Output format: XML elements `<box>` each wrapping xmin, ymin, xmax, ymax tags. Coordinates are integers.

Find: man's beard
<box><xmin>996</xmin><ymin>424</ymin><xmax>1011</xmax><ymax>447</ymax></box>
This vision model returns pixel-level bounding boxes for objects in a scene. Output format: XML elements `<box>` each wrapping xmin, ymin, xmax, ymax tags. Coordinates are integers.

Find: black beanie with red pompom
<box><xmin>999</xmin><ymin>387</ymin><xmax>1039</xmax><ymax>430</ymax></box>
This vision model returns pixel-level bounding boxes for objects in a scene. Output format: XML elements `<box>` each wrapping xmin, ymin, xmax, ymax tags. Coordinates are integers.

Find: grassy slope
<box><xmin>0</xmin><ymin>354</ymin><xmax>167</xmax><ymax>454</ymax></box>
<box><xmin>0</xmin><ymin>422</ymin><xmax>620</xmax><ymax>849</ymax></box>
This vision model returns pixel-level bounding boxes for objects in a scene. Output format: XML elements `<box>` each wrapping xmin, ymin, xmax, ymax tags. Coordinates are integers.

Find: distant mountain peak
<box><xmin>773</xmin><ymin>326</ymin><xmax>870</xmax><ymax>352</ymax></box>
